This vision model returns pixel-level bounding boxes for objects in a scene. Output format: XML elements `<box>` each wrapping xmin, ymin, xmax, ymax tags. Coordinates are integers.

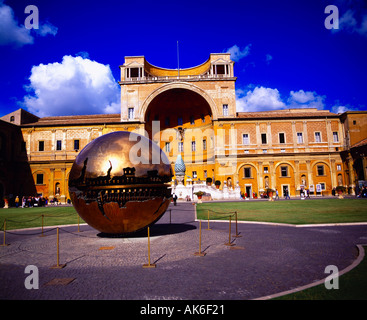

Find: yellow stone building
<box><xmin>1</xmin><ymin>53</ymin><xmax>366</xmax><ymax>204</ymax></box>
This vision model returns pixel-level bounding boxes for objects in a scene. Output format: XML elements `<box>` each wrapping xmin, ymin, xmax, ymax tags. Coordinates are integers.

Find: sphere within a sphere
<box><xmin>68</xmin><ymin>131</ymin><xmax>172</xmax><ymax>235</ymax></box>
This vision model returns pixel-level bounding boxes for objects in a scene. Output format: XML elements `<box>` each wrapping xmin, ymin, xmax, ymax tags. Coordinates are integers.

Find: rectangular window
<box><xmin>192</xmin><ymin>171</ymin><xmax>197</xmax><ymax>179</ymax></box>
<box><xmin>74</xmin><ymin>139</ymin><xmax>80</xmax><ymax>151</ymax></box>
<box><xmin>333</xmin><ymin>132</ymin><xmax>339</xmax><ymax>143</ymax></box>
<box><xmin>178</xmin><ymin>141</ymin><xmax>183</xmax><ymax>153</ymax></box>
<box><xmin>315</xmin><ymin>132</ymin><xmax>321</xmax><ymax>142</ymax></box>
<box><xmin>38</xmin><ymin>141</ymin><xmax>44</xmax><ymax>152</ymax></box>
<box><xmin>56</xmin><ymin>140</ymin><xmax>62</xmax><ymax>151</ymax></box>
<box><xmin>242</xmin><ymin>133</ymin><xmax>249</xmax><ymax>145</ymax></box>
<box><xmin>337</xmin><ymin>164</ymin><xmax>341</xmax><ymax>171</ymax></box>
<box><xmin>297</xmin><ymin>132</ymin><xmax>303</xmax><ymax>144</ymax></box>
<box><xmin>281</xmin><ymin>166</ymin><xmax>288</xmax><ymax>177</ymax></box>
<box><xmin>263</xmin><ymin>166</ymin><xmax>269</xmax><ymax>173</ymax></box>
<box><xmin>165</xmin><ymin>142</ymin><xmax>170</xmax><ymax>152</ymax></box>
<box><xmin>204</xmin><ymin>170</ymin><xmax>207</xmax><ymax>178</ymax></box>
<box><xmin>279</xmin><ymin>133</ymin><xmax>285</xmax><ymax>144</ymax></box>
<box><xmin>128</xmin><ymin>107</ymin><xmax>134</xmax><ymax>119</ymax></box>
<box><xmin>320</xmin><ymin>182</ymin><xmax>326</xmax><ymax>190</ymax></box>
<box><xmin>317</xmin><ymin>165</ymin><xmax>324</xmax><ymax>176</ymax></box>
<box><xmin>244</xmin><ymin>167</ymin><xmax>251</xmax><ymax>178</ymax></box>
<box><xmin>36</xmin><ymin>173</ymin><xmax>44</xmax><ymax>185</ymax></box>
<box><xmin>191</xmin><ymin>141</ymin><xmax>196</xmax><ymax>152</ymax></box>
<box><xmin>203</xmin><ymin>139</ymin><xmax>207</xmax><ymax>151</ymax></box>
<box><xmin>223</xmin><ymin>104</ymin><xmax>229</xmax><ymax>116</ymax></box>
<box><xmin>261</xmin><ymin>133</ymin><xmax>267</xmax><ymax>144</ymax></box>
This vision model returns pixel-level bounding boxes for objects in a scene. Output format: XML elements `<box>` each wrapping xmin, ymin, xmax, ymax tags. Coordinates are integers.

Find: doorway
<box><xmin>245</xmin><ymin>185</ymin><xmax>252</xmax><ymax>198</ymax></box>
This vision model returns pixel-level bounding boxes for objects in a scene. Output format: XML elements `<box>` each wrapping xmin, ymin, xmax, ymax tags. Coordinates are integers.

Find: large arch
<box><xmin>139</xmin><ymin>82</ymin><xmax>219</xmax><ymax>122</ymax></box>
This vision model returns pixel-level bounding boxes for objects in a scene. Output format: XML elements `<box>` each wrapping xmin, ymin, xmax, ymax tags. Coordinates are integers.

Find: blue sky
<box><xmin>0</xmin><ymin>0</ymin><xmax>366</xmax><ymax>118</ymax></box>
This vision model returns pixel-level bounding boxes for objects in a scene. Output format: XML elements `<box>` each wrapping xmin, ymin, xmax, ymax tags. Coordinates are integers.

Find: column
<box><xmin>49</xmin><ymin>168</ymin><xmax>55</xmax><ymax>199</ymax></box>
<box><xmin>294</xmin><ymin>160</ymin><xmax>300</xmax><ymax>193</ymax></box>
<box><xmin>347</xmin><ymin>153</ymin><xmax>356</xmax><ymax>194</ymax></box>
<box><xmin>258</xmin><ymin>161</ymin><xmax>263</xmax><ymax>189</ymax></box>
<box><xmin>306</xmin><ymin>160</ymin><xmax>313</xmax><ymax>188</ymax></box>
<box><xmin>60</xmin><ymin>168</ymin><xmax>66</xmax><ymax>203</ymax></box>
<box><xmin>269</xmin><ymin>161</ymin><xmax>276</xmax><ymax>190</ymax></box>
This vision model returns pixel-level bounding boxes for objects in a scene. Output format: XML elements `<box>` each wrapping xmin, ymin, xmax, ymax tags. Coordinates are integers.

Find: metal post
<box><xmin>143</xmin><ymin>227</ymin><xmax>156</xmax><ymax>268</ymax></box>
<box><xmin>194</xmin><ymin>220</ymin><xmax>206</xmax><ymax>256</ymax></box>
<box><xmin>233</xmin><ymin>211</ymin><xmax>242</xmax><ymax>238</ymax></box>
<box><xmin>51</xmin><ymin>227</ymin><xmax>66</xmax><ymax>269</ymax></box>
<box><xmin>225</xmin><ymin>215</ymin><xmax>235</xmax><ymax>246</ymax></box>
<box><xmin>1</xmin><ymin>219</ymin><xmax>9</xmax><ymax>247</ymax></box>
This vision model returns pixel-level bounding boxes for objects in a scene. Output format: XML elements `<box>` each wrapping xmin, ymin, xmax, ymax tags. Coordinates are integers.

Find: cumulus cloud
<box><xmin>236</xmin><ymin>86</ymin><xmax>285</xmax><ymax>112</ymax></box>
<box><xmin>236</xmin><ymin>87</ymin><xmax>327</xmax><ymax>112</ymax></box>
<box><xmin>0</xmin><ymin>1</ymin><xmax>57</xmax><ymax>47</ymax></box>
<box><xmin>22</xmin><ymin>55</ymin><xmax>120</xmax><ymax>117</ymax></box>
<box><xmin>224</xmin><ymin>44</ymin><xmax>251</xmax><ymax>62</ymax></box>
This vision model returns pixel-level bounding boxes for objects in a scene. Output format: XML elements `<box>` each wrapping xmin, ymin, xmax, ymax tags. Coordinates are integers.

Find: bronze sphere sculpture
<box><xmin>68</xmin><ymin>131</ymin><xmax>173</xmax><ymax>235</ymax></box>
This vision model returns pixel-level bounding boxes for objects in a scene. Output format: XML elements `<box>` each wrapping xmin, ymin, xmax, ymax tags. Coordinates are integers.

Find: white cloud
<box><xmin>236</xmin><ymin>86</ymin><xmax>285</xmax><ymax>112</ymax></box>
<box><xmin>224</xmin><ymin>44</ymin><xmax>251</xmax><ymax>62</ymax></box>
<box><xmin>333</xmin><ymin>8</ymin><xmax>367</xmax><ymax>37</ymax></box>
<box><xmin>0</xmin><ymin>1</ymin><xmax>57</xmax><ymax>47</ymax></box>
<box><xmin>0</xmin><ymin>2</ymin><xmax>33</xmax><ymax>46</ymax></box>
<box><xmin>22</xmin><ymin>55</ymin><xmax>120</xmax><ymax>117</ymax></box>
<box><xmin>288</xmin><ymin>90</ymin><xmax>325</xmax><ymax>109</ymax></box>
<box><xmin>236</xmin><ymin>87</ymin><xmax>327</xmax><ymax>112</ymax></box>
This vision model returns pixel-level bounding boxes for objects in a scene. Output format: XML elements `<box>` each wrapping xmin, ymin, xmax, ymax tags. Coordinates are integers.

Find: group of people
<box><xmin>14</xmin><ymin>196</ymin><xmax>50</xmax><ymax>208</ymax></box>
<box><xmin>356</xmin><ymin>185</ymin><xmax>367</xmax><ymax>198</ymax></box>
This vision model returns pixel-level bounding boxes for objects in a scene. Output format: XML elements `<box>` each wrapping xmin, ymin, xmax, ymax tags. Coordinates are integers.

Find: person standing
<box><xmin>15</xmin><ymin>196</ymin><xmax>20</xmax><ymax>208</ymax></box>
<box><xmin>275</xmin><ymin>189</ymin><xmax>279</xmax><ymax>200</ymax></box>
<box><xmin>285</xmin><ymin>189</ymin><xmax>290</xmax><ymax>200</ymax></box>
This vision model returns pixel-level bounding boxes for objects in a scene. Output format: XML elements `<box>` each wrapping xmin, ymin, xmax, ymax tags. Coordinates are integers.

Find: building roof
<box><xmin>351</xmin><ymin>137</ymin><xmax>367</xmax><ymax>149</ymax></box>
<box><xmin>236</xmin><ymin>108</ymin><xmax>339</xmax><ymax>120</ymax></box>
<box><xmin>21</xmin><ymin>113</ymin><xmax>122</xmax><ymax>127</ymax></box>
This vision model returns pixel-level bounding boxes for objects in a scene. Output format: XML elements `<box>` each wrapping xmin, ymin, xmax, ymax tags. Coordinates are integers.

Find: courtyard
<box><xmin>0</xmin><ymin>198</ymin><xmax>367</xmax><ymax>303</ymax></box>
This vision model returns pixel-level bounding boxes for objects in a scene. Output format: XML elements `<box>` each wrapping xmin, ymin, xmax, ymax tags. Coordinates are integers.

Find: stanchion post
<box><xmin>206</xmin><ymin>209</ymin><xmax>211</xmax><ymax>230</ymax></box>
<box><xmin>39</xmin><ymin>215</ymin><xmax>45</xmax><ymax>237</ymax></box>
<box><xmin>51</xmin><ymin>227</ymin><xmax>66</xmax><ymax>269</ymax></box>
<box><xmin>233</xmin><ymin>211</ymin><xmax>242</xmax><ymax>238</ymax></box>
<box><xmin>225</xmin><ymin>215</ymin><xmax>235</xmax><ymax>246</ymax></box>
<box><xmin>143</xmin><ymin>226</ymin><xmax>156</xmax><ymax>268</ymax></box>
<box><xmin>194</xmin><ymin>220</ymin><xmax>206</xmax><ymax>256</ymax></box>
<box><xmin>1</xmin><ymin>219</ymin><xmax>9</xmax><ymax>247</ymax></box>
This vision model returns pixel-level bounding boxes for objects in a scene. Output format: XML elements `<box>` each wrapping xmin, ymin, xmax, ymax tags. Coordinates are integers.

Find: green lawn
<box><xmin>0</xmin><ymin>206</ymin><xmax>83</xmax><ymax>230</ymax></box>
<box><xmin>274</xmin><ymin>246</ymin><xmax>367</xmax><ymax>300</ymax></box>
<box><xmin>197</xmin><ymin>199</ymin><xmax>367</xmax><ymax>225</ymax></box>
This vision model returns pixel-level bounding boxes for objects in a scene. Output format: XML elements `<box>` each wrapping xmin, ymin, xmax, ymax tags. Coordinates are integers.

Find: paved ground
<box><xmin>1</xmin><ymin>201</ymin><xmax>367</xmax><ymax>300</ymax></box>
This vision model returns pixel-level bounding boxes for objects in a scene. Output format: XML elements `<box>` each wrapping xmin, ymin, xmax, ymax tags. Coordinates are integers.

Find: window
<box><xmin>279</xmin><ymin>133</ymin><xmax>285</xmax><ymax>144</ymax></box>
<box><xmin>281</xmin><ymin>166</ymin><xmax>288</xmax><ymax>177</ymax></box>
<box><xmin>165</xmin><ymin>142</ymin><xmax>170</xmax><ymax>152</ymax></box>
<box><xmin>10</xmin><ymin>116</ymin><xmax>15</xmax><ymax>122</ymax></box>
<box><xmin>191</xmin><ymin>141</ymin><xmax>196</xmax><ymax>152</ymax></box>
<box><xmin>281</xmin><ymin>149</ymin><xmax>285</xmax><ymax>153</ymax></box>
<box><xmin>74</xmin><ymin>139</ymin><xmax>80</xmax><ymax>150</ymax></box>
<box><xmin>263</xmin><ymin>166</ymin><xmax>269</xmax><ymax>173</ymax></box>
<box><xmin>317</xmin><ymin>165</ymin><xmax>325</xmax><ymax>176</ymax></box>
<box><xmin>320</xmin><ymin>183</ymin><xmax>326</xmax><ymax>190</ymax></box>
<box><xmin>315</xmin><ymin>132</ymin><xmax>321</xmax><ymax>142</ymax></box>
<box><xmin>128</xmin><ymin>107</ymin><xmax>134</xmax><ymax>119</ymax></box>
<box><xmin>178</xmin><ymin>141</ymin><xmax>183</xmax><ymax>153</ymax></box>
<box><xmin>297</xmin><ymin>132</ymin><xmax>303</xmax><ymax>144</ymax></box>
<box><xmin>337</xmin><ymin>164</ymin><xmax>342</xmax><ymax>171</ymax></box>
<box><xmin>178</xmin><ymin>117</ymin><xmax>183</xmax><ymax>126</ymax></box>
<box><xmin>333</xmin><ymin>132</ymin><xmax>339</xmax><ymax>143</ymax></box>
<box><xmin>262</xmin><ymin>149</ymin><xmax>267</xmax><ymax>153</ymax></box>
<box><xmin>190</xmin><ymin>115</ymin><xmax>195</xmax><ymax>125</ymax></box>
<box><xmin>38</xmin><ymin>141</ymin><xmax>44</xmax><ymax>152</ymax></box>
<box><xmin>56</xmin><ymin>140</ymin><xmax>62</xmax><ymax>151</ymax></box>
<box><xmin>36</xmin><ymin>173</ymin><xmax>44</xmax><ymax>185</ymax></box>
<box><xmin>261</xmin><ymin>133</ymin><xmax>267</xmax><ymax>144</ymax></box>
<box><xmin>244</xmin><ymin>167</ymin><xmax>251</xmax><ymax>178</ymax></box>
<box><xmin>223</xmin><ymin>104</ymin><xmax>229</xmax><ymax>116</ymax></box>
<box><xmin>203</xmin><ymin>139</ymin><xmax>207</xmax><ymax>151</ymax></box>
<box><xmin>353</xmin><ymin>120</ymin><xmax>356</xmax><ymax>125</ymax></box>
<box><xmin>242</xmin><ymin>133</ymin><xmax>249</xmax><ymax>145</ymax></box>
<box><xmin>192</xmin><ymin>171</ymin><xmax>197</xmax><ymax>178</ymax></box>
<box><xmin>204</xmin><ymin>170</ymin><xmax>207</xmax><ymax>178</ymax></box>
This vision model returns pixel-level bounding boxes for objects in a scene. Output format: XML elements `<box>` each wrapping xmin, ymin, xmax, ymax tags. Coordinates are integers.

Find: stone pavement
<box><xmin>0</xmin><ymin>201</ymin><xmax>367</xmax><ymax>300</ymax></box>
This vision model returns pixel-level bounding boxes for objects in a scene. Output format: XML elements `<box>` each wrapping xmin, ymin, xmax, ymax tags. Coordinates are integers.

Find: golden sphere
<box><xmin>68</xmin><ymin>131</ymin><xmax>172</xmax><ymax>235</ymax></box>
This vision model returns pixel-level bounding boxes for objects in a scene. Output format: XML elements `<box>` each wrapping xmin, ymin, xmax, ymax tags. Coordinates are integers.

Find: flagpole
<box><xmin>177</xmin><ymin>41</ymin><xmax>180</xmax><ymax>78</ymax></box>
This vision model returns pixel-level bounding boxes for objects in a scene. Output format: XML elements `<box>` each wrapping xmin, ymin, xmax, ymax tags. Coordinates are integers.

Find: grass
<box><xmin>197</xmin><ymin>198</ymin><xmax>367</xmax><ymax>225</ymax></box>
<box><xmin>274</xmin><ymin>246</ymin><xmax>367</xmax><ymax>300</ymax></box>
<box><xmin>0</xmin><ymin>206</ymin><xmax>82</xmax><ymax>230</ymax></box>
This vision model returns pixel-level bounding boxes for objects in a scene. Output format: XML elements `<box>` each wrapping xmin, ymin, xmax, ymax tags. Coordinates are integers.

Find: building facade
<box><xmin>1</xmin><ymin>53</ymin><xmax>366</xmax><ymax>204</ymax></box>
